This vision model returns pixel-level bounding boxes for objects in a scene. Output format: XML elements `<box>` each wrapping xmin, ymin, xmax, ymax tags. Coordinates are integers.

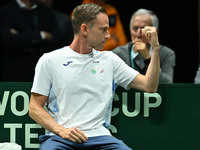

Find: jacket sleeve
<box><xmin>159</xmin><ymin>46</ymin><xmax>176</xmax><ymax>83</ymax></box>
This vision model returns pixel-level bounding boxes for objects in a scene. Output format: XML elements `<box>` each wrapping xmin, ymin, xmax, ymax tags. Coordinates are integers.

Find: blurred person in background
<box><xmin>38</xmin><ymin>0</ymin><xmax>73</xmax><ymax>47</ymax></box>
<box><xmin>0</xmin><ymin>0</ymin><xmax>62</xmax><ymax>81</ymax></box>
<box><xmin>113</xmin><ymin>8</ymin><xmax>176</xmax><ymax>83</ymax></box>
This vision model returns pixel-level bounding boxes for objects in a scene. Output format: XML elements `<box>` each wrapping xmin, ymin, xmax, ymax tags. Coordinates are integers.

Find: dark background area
<box><xmin>0</xmin><ymin>0</ymin><xmax>199</xmax><ymax>83</ymax></box>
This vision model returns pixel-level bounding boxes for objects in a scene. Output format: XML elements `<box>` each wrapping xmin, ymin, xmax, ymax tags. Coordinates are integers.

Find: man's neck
<box><xmin>70</xmin><ymin>36</ymin><xmax>93</xmax><ymax>54</ymax></box>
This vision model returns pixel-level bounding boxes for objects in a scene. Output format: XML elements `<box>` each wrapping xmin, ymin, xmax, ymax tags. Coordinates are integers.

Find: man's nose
<box><xmin>136</xmin><ymin>28</ymin><xmax>142</xmax><ymax>37</ymax></box>
<box><xmin>105</xmin><ymin>30</ymin><xmax>111</xmax><ymax>39</ymax></box>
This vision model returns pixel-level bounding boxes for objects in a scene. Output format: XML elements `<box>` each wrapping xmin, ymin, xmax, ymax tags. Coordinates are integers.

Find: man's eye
<box><xmin>132</xmin><ymin>27</ymin><xmax>138</xmax><ymax>31</ymax></box>
<box><xmin>103</xmin><ymin>28</ymin><xmax>108</xmax><ymax>32</ymax></box>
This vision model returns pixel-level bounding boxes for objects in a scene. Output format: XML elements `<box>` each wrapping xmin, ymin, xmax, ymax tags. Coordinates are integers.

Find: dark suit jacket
<box><xmin>0</xmin><ymin>0</ymin><xmax>62</xmax><ymax>81</ymax></box>
<box><xmin>113</xmin><ymin>42</ymin><xmax>176</xmax><ymax>83</ymax></box>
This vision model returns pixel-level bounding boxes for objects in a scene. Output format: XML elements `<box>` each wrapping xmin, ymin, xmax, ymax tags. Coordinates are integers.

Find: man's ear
<box><xmin>81</xmin><ymin>24</ymin><xmax>88</xmax><ymax>35</ymax></box>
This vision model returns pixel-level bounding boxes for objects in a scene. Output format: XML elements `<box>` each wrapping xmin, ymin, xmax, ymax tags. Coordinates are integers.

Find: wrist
<box><xmin>152</xmin><ymin>44</ymin><xmax>160</xmax><ymax>49</ymax></box>
<box><xmin>55</xmin><ymin>124</ymin><xmax>65</xmax><ymax>136</ymax></box>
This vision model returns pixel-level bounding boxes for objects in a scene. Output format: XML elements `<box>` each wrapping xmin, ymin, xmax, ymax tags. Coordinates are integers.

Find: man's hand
<box><xmin>10</xmin><ymin>28</ymin><xmax>18</xmax><ymax>34</ymax></box>
<box><xmin>133</xmin><ymin>39</ymin><xmax>150</xmax><ymax>60</ymax></box>
<box><xmin>41</xmin><ymin>31</ymin><xmax>53</xmax><ymax>40</ymax></box>
<box><xmin>58</xmin><ymin>126</ymin><xmax>88</xmax><ymax>143</ymax></box>
<box><xmin>141</xmin><ymin>26</ymin><xmax>159</xmax><ymax>48</ymax></box>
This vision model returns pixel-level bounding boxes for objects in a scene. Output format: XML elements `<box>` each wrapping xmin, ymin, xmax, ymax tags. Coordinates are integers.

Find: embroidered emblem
<box><xmin>91</xmin><ymin>69</ymin><xmax>96</xmax><ymax>74</ymax></box>
<box><xmin>63</xmin><ymin>61</ymin><xmax>73</xmax><ymax>66</ymax></box>
<box><xmin>100</xmin><ymin>69</ymin><xmax>104</xmax><ymax>73</ymax></box>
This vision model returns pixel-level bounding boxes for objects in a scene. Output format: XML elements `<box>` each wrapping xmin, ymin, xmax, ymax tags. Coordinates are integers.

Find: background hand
<box><xmin>10</xmin><ymin>28</ymin><xmax>18</xmax><ymax>34</ymax></box>
<box><xmin>41</xmin><ymin>31</ymin><xmax>53</xmax><ymax>40</ymax></box>
<box><xmin>133</xmin><ymin>39</ymin><xmax>150</xmax><ymax>59</ymax></box>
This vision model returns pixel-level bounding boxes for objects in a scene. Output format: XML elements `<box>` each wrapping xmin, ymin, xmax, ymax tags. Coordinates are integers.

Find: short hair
<box><xmin>129</xmin><ymin>8</ymin><xmax>159</xmax><ymax>29</ymax></box>
<box><xmin>71</xmin><ymin>3</ymin><xmax>107</xmax><ymax>34</ymax></box>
